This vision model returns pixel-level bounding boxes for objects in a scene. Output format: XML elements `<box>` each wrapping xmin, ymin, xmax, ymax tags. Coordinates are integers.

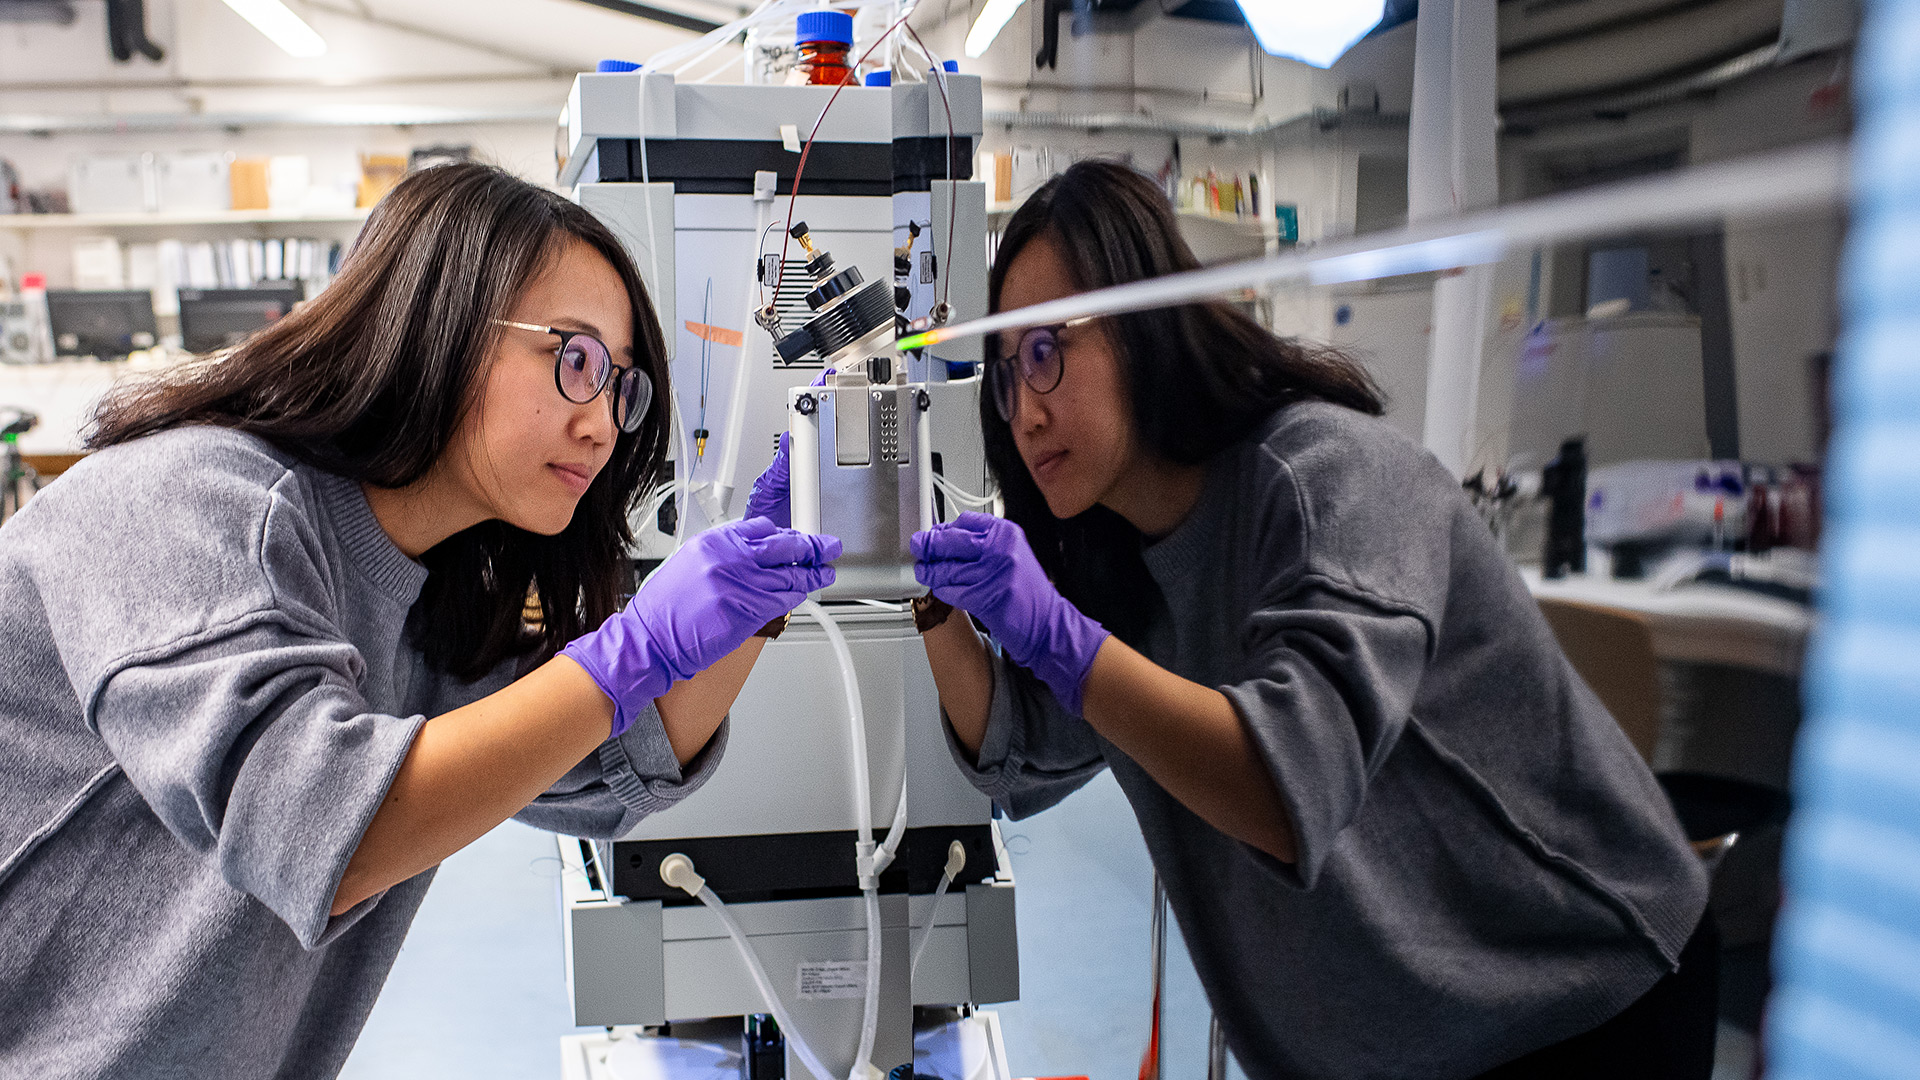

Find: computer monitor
<box><xmin>46</xmin><ymin>290</ymin><xmax>158</xmax><ymax>359</ymax></box>
<box><xmin>178</xmin><ymin>284</ymin><xmax>306</xmax><ymax>354</ymax></box>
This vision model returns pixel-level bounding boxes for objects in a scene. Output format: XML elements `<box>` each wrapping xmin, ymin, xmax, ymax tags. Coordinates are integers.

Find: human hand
<box><xmin>562</xmin><ymin>517</ymin><xmax>841</xmax><ymax>736</ymax></box>
<box><xmin>745</xmin><ymin>371</ymin><xmax>833</xmax><ymax>528</ymax></box>
<box><xmin>744</xmin><ymin>432</ymin><xmax>792</xmax><ymax>528</ymax></box>
<box><xmin>911</xmin><ymin>512</ymin><xmax>1109</xmax><ymax>715</ymax></box>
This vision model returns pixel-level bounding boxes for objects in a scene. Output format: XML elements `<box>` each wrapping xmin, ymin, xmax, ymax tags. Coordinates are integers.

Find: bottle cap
<box><xmin>795</xmin><ymin>9</ymin><xmax>853</xmax><ymax>46</ymax></box>
<box><xmin>596</xmin><ymin>59</ymin><xmax>641</xmax><ymax>72</ymax></box>
<box><xmin>21</xmin><ymin>273</ymin><xmax>45</xmax><ymax>290</ymax></box>
<box><xmin>864</xmin><ymin>70</ymin><xmax>892</xmax><ymax>86</ymax></box>
<box><xmin>935</xmin><ymin>60</ymin><xmax>959</xmax><ymax>72</ymax></box>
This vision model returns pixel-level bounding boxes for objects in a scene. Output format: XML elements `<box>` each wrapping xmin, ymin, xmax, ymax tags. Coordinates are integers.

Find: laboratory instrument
<box><xmin>556</xmin><ymin>26</ymin><xmax>1014</xmax><ymax>1080</ymax></box>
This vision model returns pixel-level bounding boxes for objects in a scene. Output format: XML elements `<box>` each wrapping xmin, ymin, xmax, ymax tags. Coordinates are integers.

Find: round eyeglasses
<box><xmin>494</xmin><ymin>319</ymin><xmax>653</xmax><ymax>435</ymax></box>
<box><xmin>985</xmin><ymin>316</ymin><xmax>1095</xmax><ymax>423</ymax></box>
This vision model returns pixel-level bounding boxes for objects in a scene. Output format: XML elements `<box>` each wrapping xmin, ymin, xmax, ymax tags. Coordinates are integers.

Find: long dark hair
<box><xmin>985</xmin><ymin>159</ymin><xmax>1383</xmax><ymax>645</ymax></box>
<box><xmin>91</xmin><ymin>162</ymin><xmax>670</xmax><ymax>680</ymax></box>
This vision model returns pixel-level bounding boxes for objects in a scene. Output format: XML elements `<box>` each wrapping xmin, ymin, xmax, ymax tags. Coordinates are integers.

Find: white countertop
<box><xmin>1522</xmin><ymin>566</ymin><xmax>1812</xmax><ymax>677</ymax></box>
<box><xmin>0</xmin><ymin>356</ymin><xmax>181</xmax><ymax>455</ymax></box>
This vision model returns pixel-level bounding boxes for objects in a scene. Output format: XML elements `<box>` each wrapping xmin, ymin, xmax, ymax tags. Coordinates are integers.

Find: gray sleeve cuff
<box><xmin>598</xmin><ymin>702</ymin><xmax>729</xmax><ymax>830</ymax></box>
<box><xmin>943</xmin><ymin>653</ymin><xmax>1023</xmax><ymax>805</ymax></box>
<box><xmin>941</xmin><ymin>652</ymin><xmax>1109</xmax><ymax>820</ymax></box>
<box><xmin>300</xmin><ymin>710</ymin><xmax>428</xmax><ymax>949</ymax></box>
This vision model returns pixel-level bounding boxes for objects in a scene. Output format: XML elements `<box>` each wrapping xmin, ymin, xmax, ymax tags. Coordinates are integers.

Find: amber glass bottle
<box><xmin>796</xmin><ymin>10</ymin><xmax>854</xmax><ymax>86</ymax></box>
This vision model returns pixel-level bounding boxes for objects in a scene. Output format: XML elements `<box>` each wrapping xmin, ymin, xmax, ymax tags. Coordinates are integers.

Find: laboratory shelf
<box><xmin>0</xmin><ymin>208</ymin><xmax>370</xmax><ymax>229</ymax></box>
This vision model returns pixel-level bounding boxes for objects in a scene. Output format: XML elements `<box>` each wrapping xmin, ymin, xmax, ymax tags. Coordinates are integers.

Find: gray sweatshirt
<box><xmin>0</xmin><ymin>426</ymin><xmax>723</xmax><ymax>1079</ymax></box>
<box><xmin>951</xmin><ymin>402</ymin><xmax>1708</xmax><ymax>1080</ymax></box>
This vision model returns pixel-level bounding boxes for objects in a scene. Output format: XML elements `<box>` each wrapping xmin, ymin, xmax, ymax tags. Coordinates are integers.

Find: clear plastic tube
<box><xmin>708</xmin><ymin>184</ymin><xmax>779</xmax><ymax>520</ymax></box>
<box><xmin>911</xmin><ymin>841</ymin><xmax>966</xmax><ymax>980</ymax></box>
<box><xmin>797</xmin><ymin>600</ymin><xmax>885</xmax><ymax>1080</ymax></box>
<box><xmin>799</xmin><ymin>601</ymin><xmax>873</xmax><ymax>854</ymax></box>
<box><xmin>910</xmin><ymin>872</ymin><xmax>954</xmax><ymax>980</ymax></box>
<box><xmin>873</xmin><ymin>785</ymin><xmax>907</xmax><ymax>874</ymax></box>
<box><xmin>853</xmin><ymin>887</ymin><xmax>883</xmax><ymax>1080</ymax></box>
<box><xmin>692</xmin><ymin>884</ymin><xmax>838</xmax><ymax>1080</ymax></box>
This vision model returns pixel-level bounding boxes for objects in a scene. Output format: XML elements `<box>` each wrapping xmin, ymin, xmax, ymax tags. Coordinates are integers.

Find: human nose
<box><xmin>567</xmin><ymin>385</ymin><xmax>618</xmax><ymax>447</ymax></box>
<box><xmin>1011</xmin><ymin>371</ymin><xmax>1049</xmax><ymax>432</ymax></box>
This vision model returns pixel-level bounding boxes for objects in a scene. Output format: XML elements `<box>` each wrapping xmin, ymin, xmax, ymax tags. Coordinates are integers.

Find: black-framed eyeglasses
<box><xmin>494</xmin><ymin>319</ymin><xmax>653</xmax><ymax>434</ymax></box>
<box><xmin>985</xmin><ymin>316</ymin><xmax>1095</xmax><ymax>423</ymax></box>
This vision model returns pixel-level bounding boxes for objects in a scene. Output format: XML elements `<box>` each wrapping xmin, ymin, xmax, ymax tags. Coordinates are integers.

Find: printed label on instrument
<box><xmin>796</xmin><ymin>960</ymin><xmax>867</xmax><ymax>1000</ymax></box>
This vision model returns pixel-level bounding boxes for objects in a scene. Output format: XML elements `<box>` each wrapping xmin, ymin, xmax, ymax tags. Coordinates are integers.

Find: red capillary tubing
<box><xmin>776</xmin><ymin>7</ymin><xmax>919</xmax><ymax>291</ymax></box>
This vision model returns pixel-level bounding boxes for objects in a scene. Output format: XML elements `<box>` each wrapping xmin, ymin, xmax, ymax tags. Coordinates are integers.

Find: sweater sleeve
<box><xmin>944</xmin><ymin>649</ymin><xmax>1108</xmax><ymax>819</ymax></box>
<box><xmin>86</xmin><ymin>617</ymin><xmax>424</xmax><ymax>950</ymax></box>
<box><xmin>1219</xmin><ymin>416</ymin><xmax>1456</xmax><ymax>889</ymax></box>
<box><xmin>421</xmin><ymin>659</ymin><xmax>730</xmax><ymax>841</ymax></box>
<box><xmin>513</xmin><ymin>708</ymin><xmax>728</xmax><ymax>839</ymax></box>
<box><xmin>1221</xmin><ymin>581</ymin><xmax>1432</xmax><ymax>888</ymax></box>
<box><xmin>30</xmin><ymin>442</ymin><xmax>428</xmax><ymax>951</ymax></box>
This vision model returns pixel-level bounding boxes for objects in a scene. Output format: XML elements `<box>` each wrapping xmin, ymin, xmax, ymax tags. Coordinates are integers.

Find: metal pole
<box><xmin>1140</xmin><ymin>874</ymin><xmax>1167</xmax><ymax>1080</ymax></box>
<box><xmin>1208</xmin><ymin>1015</ymin><xmax>1229</xmax><ymax>1080</ymax></box>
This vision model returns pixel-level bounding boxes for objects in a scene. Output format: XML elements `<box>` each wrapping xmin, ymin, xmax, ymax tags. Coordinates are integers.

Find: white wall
<box><xmin>1326</xmin><ymin>283</ymin><xmax>1432</xmax><ymax>442</ymax></box>
<box><xmin>1490</xmin><ymin>55</ymin><xmax>1849</xmax><ymax>469</ymax></box>
<box><xmin>1723</xmin><ymin>211</ymin><xmax>1841</xmax><ymax>463</ymax></box>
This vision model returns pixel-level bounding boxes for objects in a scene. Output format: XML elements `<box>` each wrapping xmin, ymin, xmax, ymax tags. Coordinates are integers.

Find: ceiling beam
<box><xmin>570</xmin><ymin>0</ymin><xmax>724</xmax><ymax>35</ymax></box>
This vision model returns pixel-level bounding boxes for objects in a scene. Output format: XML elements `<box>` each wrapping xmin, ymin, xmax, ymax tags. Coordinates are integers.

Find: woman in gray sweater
<box><xmin>0</xmin><ymin>163</ymin><xmax>833</xmax><ymax>1078</ymax></box>
<box><xmin>909</xmin><ymin>161</ymin><xmax>1716</xmax><ymax>1078</ymax></box>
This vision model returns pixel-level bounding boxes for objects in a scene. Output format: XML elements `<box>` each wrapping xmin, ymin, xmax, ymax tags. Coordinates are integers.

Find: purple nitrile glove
<box><xmin>744</xmin><ymin>431</ymin><xmax>792</xmax><ymax>528</ymax></box>
<box><xmin>562</xmin><ymin>517</ymin><xmax>842</xmax><ymax>737</ymax></box>
<box><xmin>911</xmin><ymin>512</ymin><xmax>1111</xmax><ymax>715</ymax></box>
<box><xmin>745</xmin><ymin>371</ymin><xmax>833</xmax><ymax>528</ymax></box>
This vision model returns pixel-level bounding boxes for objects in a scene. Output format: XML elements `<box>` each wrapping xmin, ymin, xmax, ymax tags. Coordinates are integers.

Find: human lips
<box><xmin>547</xmin><ymin>462</ymin><xmax>594</xmax><ymax>495</ymax></box>
<box><xmin>1028</xmin><ymin>448</ymin><xmax>1068</xmax><ymax>481</ymax></box>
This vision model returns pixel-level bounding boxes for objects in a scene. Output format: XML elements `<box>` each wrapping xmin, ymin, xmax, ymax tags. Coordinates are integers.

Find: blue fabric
<box><xmin>1767</xmin><ymin>3</ymin><xmax>1920</xmax><ymax>1076</ymax></box>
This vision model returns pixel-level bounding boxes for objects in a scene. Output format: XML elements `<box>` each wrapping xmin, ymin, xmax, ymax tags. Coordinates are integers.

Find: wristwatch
<box><xmin>753</xmin><ymin>613</ymin><xmax>791</xmax><ymax>639</ymax></box>
<box><xmin>911</xmin><ymin>594</ymin><xmax>954</xmax><ymax>633</ymax></box>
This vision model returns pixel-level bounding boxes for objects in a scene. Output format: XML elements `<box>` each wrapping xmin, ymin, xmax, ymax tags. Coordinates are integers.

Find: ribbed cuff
<box><xmin>597</xmin><ymin>708</ymin><xmax>730</xmax><ymax>827</ymax></box>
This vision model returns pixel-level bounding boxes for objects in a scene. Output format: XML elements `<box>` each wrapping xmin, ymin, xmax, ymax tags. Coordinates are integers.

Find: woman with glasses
<box><xmin>0</xmin><ymin>163</ymin><xmax>837</xmax><ymax>1079</ymax></box>
<box><xmin>909</xmin><ymin>161</ymin><xmax>1716</xmax><ymax>1079</ymax></box>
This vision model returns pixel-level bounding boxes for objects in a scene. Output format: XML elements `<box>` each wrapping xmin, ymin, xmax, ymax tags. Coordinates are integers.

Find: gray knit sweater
<box><xmin>950</xmin><ymin>402</ymin><xmax>1708</xmax><ymax>1079</ymax></box>
<box><xmin>0</xmin><ymin>426</ymin><xmax>724</xmax><ymax>1079</ymax></box>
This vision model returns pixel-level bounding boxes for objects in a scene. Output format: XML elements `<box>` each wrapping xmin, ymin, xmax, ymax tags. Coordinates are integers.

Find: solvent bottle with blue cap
<box><xmin>596</xmin><ymin>59</ymin><xmax>640</xmax><ymax>73</ymax></box>
<box><xmin>795</xmin><ymin>10</ymin><xmax>853</xmax><ymax>85</ymax></box>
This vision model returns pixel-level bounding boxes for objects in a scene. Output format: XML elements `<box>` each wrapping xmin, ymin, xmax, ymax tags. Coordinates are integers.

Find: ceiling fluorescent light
<box><xmin>221</xmin><ymin>0</ymin><xmax>328</xmax><ymax>58</ymax></box>
<box><xmin>965</xmin><ymin>0</ymin><xmax>1027</xmax><ymax>58</ymax></box>
<box><xmin>1235</xmin><ymin>0</ymin><xmax>1384</xmax><ymax>69</ymax></box>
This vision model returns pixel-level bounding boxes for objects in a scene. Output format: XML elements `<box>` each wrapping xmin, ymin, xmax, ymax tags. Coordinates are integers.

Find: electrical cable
<box><xmin>697</xmin><ymin>277</ymin><xmax>713</xmax><ymax>463</ymax></box>
<box><xmin>904</xmin><ymin>23</ymin><xmax>958</xmax><ymax>314</ymax></box>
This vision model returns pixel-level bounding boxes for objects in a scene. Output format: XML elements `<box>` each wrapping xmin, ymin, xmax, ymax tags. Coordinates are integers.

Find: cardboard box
<box><xmin>230</xmin><ymin>159</ymin><xmax>270</xmax><ymax>212</ymax></box>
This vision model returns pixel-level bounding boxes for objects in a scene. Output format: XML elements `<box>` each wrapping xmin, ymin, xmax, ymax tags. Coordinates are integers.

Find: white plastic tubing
<box><xmin>705</xmin><ymin>177</ymin><xmax>779</xmax><ymax>521</ymax></box>
<box><xmin>910</xmin><ymin>840</ymin><xmax>967</xmax><ymax>980</ymax></box>
<box><xmin>799</xmin><ymin>600</ymin><xmax>906</xmax><ymax>1080</ymax></box>
<box><xmin>661</xmin><ymin>854</ymin><xmax>837</xmax><ymax>1080</ymax></box>
<box><xmin>658</xmin><ymin>602</ymin><xmax>907</xmax><ymax>1080</ymax></box>
<box><xmin>644</xmin><ymin>0</ymin><xmax>878</xmax><ymax>77</ymax></box>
